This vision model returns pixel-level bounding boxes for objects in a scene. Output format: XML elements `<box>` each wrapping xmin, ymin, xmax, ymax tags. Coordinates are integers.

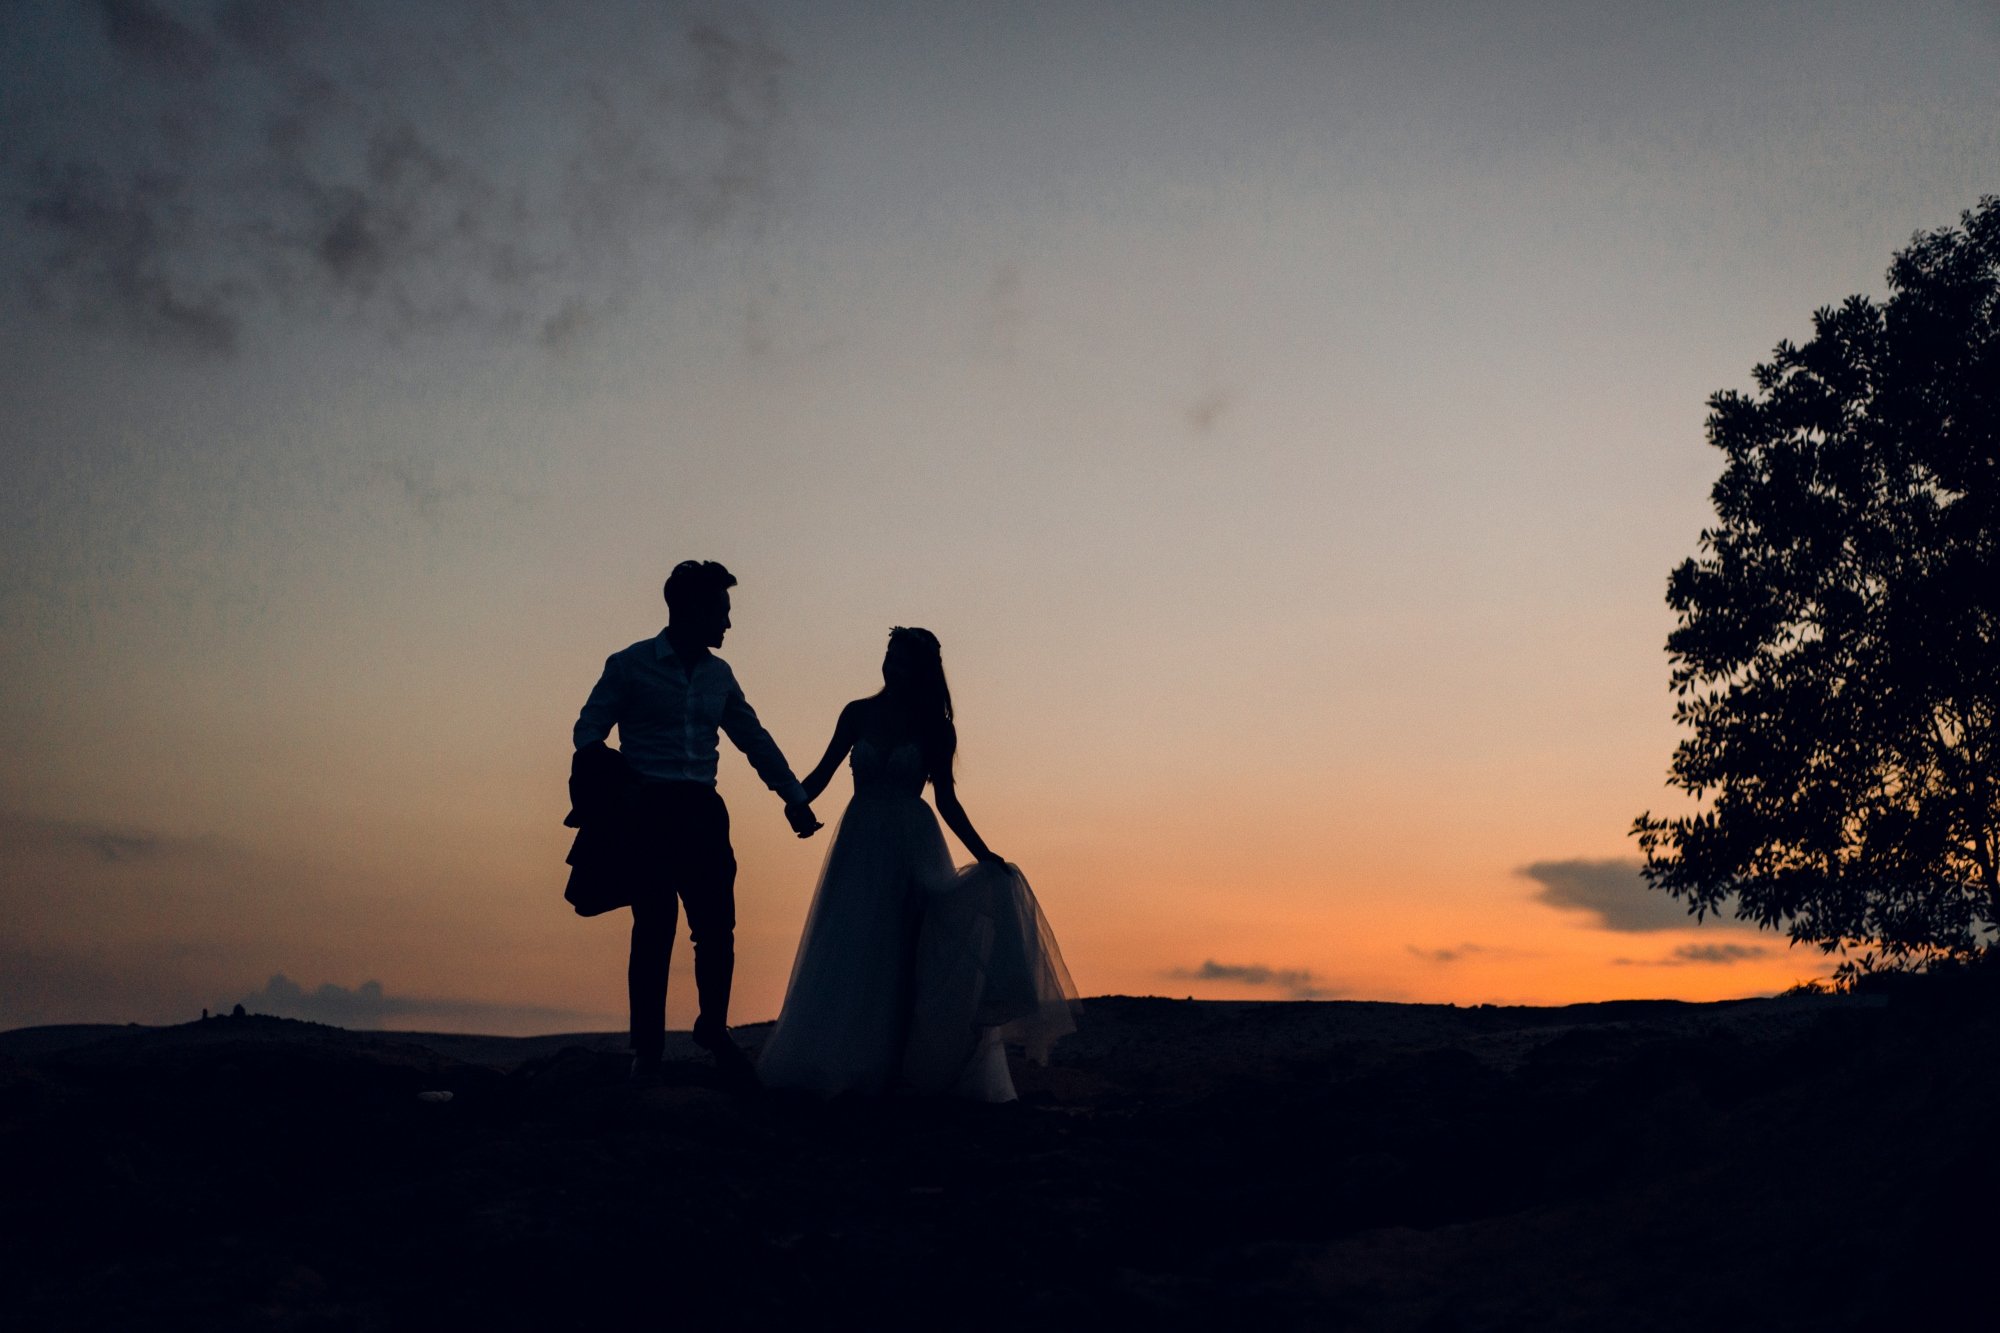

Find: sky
<box><xmin>3</xmin><ymin>0</ymin><xmax>1996</xmax><ymax>1034</ymax></box>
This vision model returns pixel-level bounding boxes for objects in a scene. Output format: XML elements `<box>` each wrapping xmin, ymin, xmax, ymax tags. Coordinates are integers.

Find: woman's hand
<box><xmin>785</xmin><ymin>800</ymin><xmax>822</xmax><ymax>838</ymax></box>
<box><xmin>935</xmin><ymin>772</ymin><xmax>1003</xmax><ymax>871</ymax></box>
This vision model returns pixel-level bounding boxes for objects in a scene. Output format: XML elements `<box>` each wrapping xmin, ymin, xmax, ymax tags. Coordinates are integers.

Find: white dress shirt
<box><xmin>574</xmin><ymin>631</ymin><xmax>808</xmax><ymax>805</ymax></box>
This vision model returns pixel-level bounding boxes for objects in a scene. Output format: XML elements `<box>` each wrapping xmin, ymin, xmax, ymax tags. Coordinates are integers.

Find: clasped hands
<box><xmin>784</xmin><ymin>800</ymin><xmax>822</xmax><ymax>838</ymax></box>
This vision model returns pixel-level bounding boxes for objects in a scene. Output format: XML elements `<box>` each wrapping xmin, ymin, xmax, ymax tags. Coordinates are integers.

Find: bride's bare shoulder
<box><xmin>838</xmin><ymin>696</ymin><xmax>880</xmax><ymax>736</ymax></box>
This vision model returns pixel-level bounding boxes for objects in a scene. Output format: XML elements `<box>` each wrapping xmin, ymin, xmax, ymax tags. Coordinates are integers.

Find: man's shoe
<box><xmin>693</xmin><ymin>1027</ymin><xmax>760</xmax><ymax>1092</ymax></box>
<box><xmin>627</xmin><ymin>1054</ymin><xmax>665</xmax><ymax>1089</ymax></box>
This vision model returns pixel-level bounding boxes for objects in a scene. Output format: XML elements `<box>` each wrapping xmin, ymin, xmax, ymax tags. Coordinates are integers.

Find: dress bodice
<box><xmin>850</xmin><ymin>738</ymin><xmax>927</xmax><ymax>798</ymax></box>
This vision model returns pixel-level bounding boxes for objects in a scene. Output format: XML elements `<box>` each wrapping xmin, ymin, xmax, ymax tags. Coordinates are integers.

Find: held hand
<box><xmin>785</xmin><ymin>801</ymin><xmax>823</xmax><ymax>838</ymax></box>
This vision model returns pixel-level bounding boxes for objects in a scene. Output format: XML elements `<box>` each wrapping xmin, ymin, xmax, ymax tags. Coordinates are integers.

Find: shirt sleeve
<box><xmin>574</xmin><ymin>653</ymin><xmax>624</xmax><ymax>749</ymax></box>
<box><xmin>720</xmin><ymin>674</ymin><xmax>808</xmax><ymax>805</ymax></box>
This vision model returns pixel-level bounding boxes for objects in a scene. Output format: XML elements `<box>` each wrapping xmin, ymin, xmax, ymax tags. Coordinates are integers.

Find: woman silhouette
<box><xmin>757</xmin><ymin>628</ymin><xmax>1078</xmax><ymax>1099</ymax></box>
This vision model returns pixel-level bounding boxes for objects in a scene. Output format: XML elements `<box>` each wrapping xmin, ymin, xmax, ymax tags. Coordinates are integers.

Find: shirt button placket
<box><xmin>683</xmin><ymin>666</ymin><xmax>696</xmax><ymax>780</ymax></box>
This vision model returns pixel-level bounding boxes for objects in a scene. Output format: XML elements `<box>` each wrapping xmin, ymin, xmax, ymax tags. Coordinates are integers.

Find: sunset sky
<box><xmin>4</xmin><ymin>0</ymin><xmax>1997</xmax><ymax>1034</ymax></box>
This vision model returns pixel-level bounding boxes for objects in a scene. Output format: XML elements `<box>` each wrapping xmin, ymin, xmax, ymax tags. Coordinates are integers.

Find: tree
<box><xmin>1633</xmin><ymin>197</ymin><xmax>2000</xmax><ymax>978</ymax></box>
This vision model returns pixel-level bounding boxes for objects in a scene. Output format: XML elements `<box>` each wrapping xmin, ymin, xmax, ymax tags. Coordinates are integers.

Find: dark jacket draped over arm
<box><xmin>563</xmin><ymin>743</ymin><xmax>643</xmax><ymax>917</ymax></box>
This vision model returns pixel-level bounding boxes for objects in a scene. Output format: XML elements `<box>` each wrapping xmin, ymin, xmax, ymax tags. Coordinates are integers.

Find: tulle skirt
<box><xmin>757</xmin><ymin>794</ymin><xmax>1079</xmax><ymax>1101</ymax></box>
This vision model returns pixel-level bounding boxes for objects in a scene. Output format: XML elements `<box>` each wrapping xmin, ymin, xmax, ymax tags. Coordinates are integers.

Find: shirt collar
<box><xmin>654</xmin><ymin>628</ymin><xmax>712</xmax><ymax>668</ymax></box>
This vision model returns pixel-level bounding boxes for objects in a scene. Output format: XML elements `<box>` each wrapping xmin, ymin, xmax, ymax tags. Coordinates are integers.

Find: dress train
<box><xmin>757</xmin><ymin>741</ymin><xmax>1078</xmax><ymax>1100</ymax></box>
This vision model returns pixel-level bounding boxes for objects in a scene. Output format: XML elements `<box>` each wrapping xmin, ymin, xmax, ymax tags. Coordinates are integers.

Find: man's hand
<box><xmin>784</xmin><ymin>800</ymin><xmax>822</xmax><ymax>838</ymax></box>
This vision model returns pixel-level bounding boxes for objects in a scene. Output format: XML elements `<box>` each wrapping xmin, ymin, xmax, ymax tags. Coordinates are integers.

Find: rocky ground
<box><xmin>2</xmin><ymin>986</ymin><xmax>1992</xmax><ymax>1331</ymax></box>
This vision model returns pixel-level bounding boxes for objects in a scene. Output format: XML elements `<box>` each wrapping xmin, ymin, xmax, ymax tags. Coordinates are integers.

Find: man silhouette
<box><xmin>574</xmin><ymin>560</ymin><xmax>819</xmax><ymax>1087</ymax></box>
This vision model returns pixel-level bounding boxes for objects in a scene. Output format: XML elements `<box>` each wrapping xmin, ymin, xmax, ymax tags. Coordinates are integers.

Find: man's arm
<box><xmin>574</xmin><ymin>653</ymin><xmax>624</xmax><ymax>749</ymax></box>
<box><xmin>719</xmin><ymin>676</ymin><xmax>814</xmax><ymax>818</ymax></box>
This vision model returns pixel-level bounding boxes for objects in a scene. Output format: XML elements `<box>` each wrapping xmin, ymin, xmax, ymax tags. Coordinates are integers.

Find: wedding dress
<box><xmin>756</xmin><ymin>738</ymin><xmax>1079</xmax><ymax>1100</ymax></box>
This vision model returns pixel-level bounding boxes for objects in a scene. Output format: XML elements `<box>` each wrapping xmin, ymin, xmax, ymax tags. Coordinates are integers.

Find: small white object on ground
<box><xmin>416</xmin><ymin>1090</ymin><xmax>453</xmax><ymax>1103</ymax></box>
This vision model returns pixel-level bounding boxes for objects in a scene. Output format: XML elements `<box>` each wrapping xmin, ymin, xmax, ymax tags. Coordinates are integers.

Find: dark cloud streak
<box><xmin>0</xmin><ymin>811</ymin><xmax>221</xmax><ymax>865</ymax></box>
<box><xmin>1521</xmin><ymin>858</ymin><xmax>1739</xmax><ymax>932</ymax></box>
<box><xmin>1615</xmin><ymin>943</ymin><xmax>1778</xmax><ymax>967</ymax></box>
<box><xmin>0</xmin><ymin>948</ymin><xmax>606</xmax><ymax>1033</ymax></box>
<box><xmin>1408</xmin><ymin>943</ymin><xmax>1485</xmax><ymax>964</ymax></box>
<box><xmin>1170</xmin><ymin>959</ymin><xmax>1341</xmax><ymax>1000</ymax></box>
<box><xmin>236</xmin><ymin>973</ymin><xmax>595</xmax><ymax>1031</ymax></box>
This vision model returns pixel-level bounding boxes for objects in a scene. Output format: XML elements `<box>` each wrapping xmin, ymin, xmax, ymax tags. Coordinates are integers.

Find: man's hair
<box><xmin>663</xmin><ymin>560</ymin><xmax>737</xmax><ymax>616</ymax></box>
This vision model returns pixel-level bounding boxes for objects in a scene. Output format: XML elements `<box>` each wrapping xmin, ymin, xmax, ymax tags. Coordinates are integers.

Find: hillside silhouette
<box><xmin>2</xmin><ymin>991</ymin><xmax>1990</xmax><ymax>1329</ymax></box>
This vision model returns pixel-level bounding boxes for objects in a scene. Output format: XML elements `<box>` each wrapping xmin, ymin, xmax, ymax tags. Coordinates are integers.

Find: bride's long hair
<box><xmin>881</xmin><ymin>626</ymin><xmax>955</xmax><ymax>774</ymax></box>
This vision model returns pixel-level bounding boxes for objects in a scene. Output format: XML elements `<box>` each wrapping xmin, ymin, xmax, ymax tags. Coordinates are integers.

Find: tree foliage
<box><xmin>1634</xmin><ymin>197</ymin><xmax>2000</xmax><ymax>976</ymax></box>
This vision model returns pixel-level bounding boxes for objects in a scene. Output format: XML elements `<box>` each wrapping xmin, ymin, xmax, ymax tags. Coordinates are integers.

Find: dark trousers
<box><xmin>627</xmin><ymin>782</ymin><xmax>736</xmax><ymax>1060</ymax></box>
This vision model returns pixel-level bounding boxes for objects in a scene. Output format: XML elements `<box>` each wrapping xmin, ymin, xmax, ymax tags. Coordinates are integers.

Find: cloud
<box><xmin>2</xmin><ymin>0</ymin><xmax>795</xmax><ymax>353</ymax></box>
<box><xmin>1670</xmin><ymin>942</ymin><xmax>1771</xmax><ymax>964</ymax></box>
<box><xmin>1615</xmin><ymin>942</ymin><xmax>1778</xmax><ymax>968</ymax></box>
<box><xmin>1405</xmin><ymin>942</ymin><xmax>1540</xmax><ymax>964</ymax></box>
<box><xmin>0</xmin><ymin>940</ymin><xmax>609</xmax><ymax>1034</ymax></box>
<box><xmin>234</xmin><ymin>974</ymin><xmax>596</xmax><ymax>1032</ymax></box>
<box><xmin>1520</xmin><ymin>858</ymin><xmax>1738</xmax><ymax>932</ymax></box>
<box><xmin>0</xmin><ymin>811</ymin><xmax>221</xmax><ymax>865</ymax></box>
<box><xmin>1169</xmin><ymin>959</ymin><xmax>1341</xmax><ymax>1000</ymax></box>
<box><xmin>99</xmin><ymin>0</ymin><xmax>218</xmax><ymax>80</ymax></box>
<box><xmin>0</xmin><ymin>815</ymin><xmax>610</xmax><ymax>1035</ymax></box>
<box><xmin>1407</xmin><ymin>943</ymin><xmax>1486</xmax><ymax>964</ymax></box>
<box><xmin>1186</xmin><ymin>387</ymin><xmax>1231</xmax><ymax>434</ymax></box>
<box><xmin>970</xmin><ymin>261</ymin><xmax>1025</xmax><ymax>359</ymax></box>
